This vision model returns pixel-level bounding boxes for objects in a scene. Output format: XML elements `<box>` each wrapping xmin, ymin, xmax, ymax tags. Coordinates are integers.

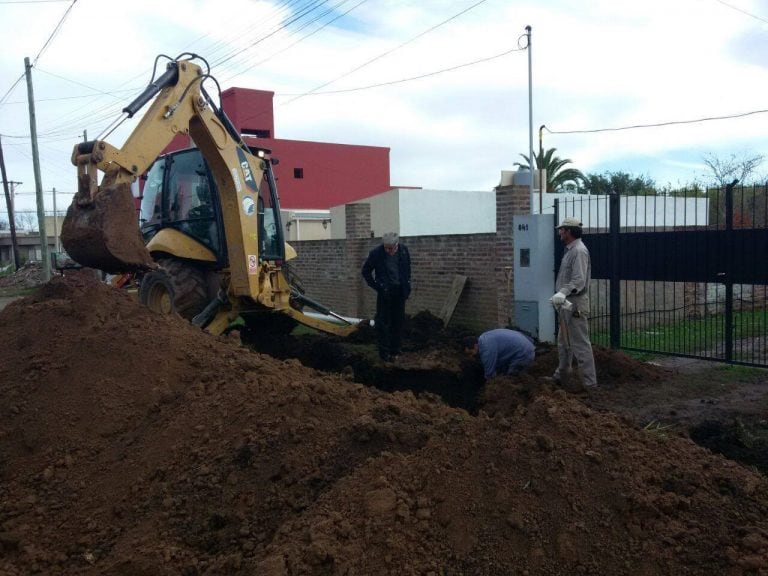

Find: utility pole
<box><xmin>52</xmin><ymin>186</ymin><xmax>60</xmax><ymax>254</ymax></box>
<box><xmin>539</xmin><ymin>124</ymin><xmax>546</xmax><ymax>214</ymax></box>
<box><xmin>0</xmin><ymin>136</ymin><xmax>21</xmax><ymax>270</ymax></box>
<box><xmin>526</xmin><ymin>25</ymin><xmax>534</xmax><ymax>210</ymax></box>
<box><xmin>83</xmin><ymin>129</ymin><xmax>87</xmax><ymax>142</ymax></box>
<box><xmin>25</xmin><ymin>56</ymin><xmax>50</xmax><ymax>281</ymax></box>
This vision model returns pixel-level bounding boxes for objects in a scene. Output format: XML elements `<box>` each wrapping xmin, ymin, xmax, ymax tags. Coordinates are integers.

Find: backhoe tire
<box><xmin>139</xmin><ymin>258</ymin><xmax>213</xmax><ymax>320</ymax></box>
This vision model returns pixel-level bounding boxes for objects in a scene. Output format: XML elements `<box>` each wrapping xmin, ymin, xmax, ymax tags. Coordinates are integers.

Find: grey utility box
<box><xmin>513</xmin><ymin>214</ymin><xmax>556</xmax><ymax>343</ymax></box>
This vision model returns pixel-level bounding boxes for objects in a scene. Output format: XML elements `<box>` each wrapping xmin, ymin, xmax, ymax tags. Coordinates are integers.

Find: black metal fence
<box><xmin>555</xmin><ymin>184</ymin><xmax>768</xmax><ymax>367</ymax></box>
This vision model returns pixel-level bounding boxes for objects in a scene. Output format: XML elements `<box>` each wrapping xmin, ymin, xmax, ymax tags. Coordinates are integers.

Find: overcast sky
<box><xmin>1</xmin><ymin>0</ymin><xmax>768</xmax><ymax>213</ymax></box>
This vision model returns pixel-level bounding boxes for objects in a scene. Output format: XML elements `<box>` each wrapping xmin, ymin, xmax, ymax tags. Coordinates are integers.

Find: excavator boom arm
<box><xmin>61</xmin><ymin>55</ymin><xmax>360</xmax><ymax>337</ymax></box>
<box><xmin>63</xmin><ymin>58</ymin><xmax>276</xmax><ymax>300</ymax></box>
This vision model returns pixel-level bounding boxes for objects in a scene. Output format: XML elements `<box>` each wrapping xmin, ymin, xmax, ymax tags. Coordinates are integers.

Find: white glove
<box><xmin>551</xmin><ymin>291</ymin><xmax>566</xmax><ymax>306</ymax></box>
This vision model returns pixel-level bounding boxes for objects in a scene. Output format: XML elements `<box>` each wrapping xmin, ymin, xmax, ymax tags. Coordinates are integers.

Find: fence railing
<box><xmin>555</xmin><ymin>184</ymin><xmax>768</xmax><ymax>367</ymax></box>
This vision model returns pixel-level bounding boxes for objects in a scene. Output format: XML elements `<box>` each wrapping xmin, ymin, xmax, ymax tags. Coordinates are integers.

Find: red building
<box><xmin>165</xmin><ymin>87</ymin><xmax>391</xmax><ymax>209</ymax></box>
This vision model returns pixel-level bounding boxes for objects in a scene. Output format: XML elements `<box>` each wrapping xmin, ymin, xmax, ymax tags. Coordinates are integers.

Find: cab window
<box><xmin>139</xmin><ymin>158</ymin><xmax>166</xmax><ymax>229</ymax></box>
<box><xmin>167</xmin><ymin>150</ymin><xmax>219</xmax><ymax>252</ymax></box>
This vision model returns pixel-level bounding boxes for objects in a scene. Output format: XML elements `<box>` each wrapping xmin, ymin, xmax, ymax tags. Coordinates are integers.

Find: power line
<box><xmin>1</xmin><ymin>87</ymin><xmax>137</xmax><ymax>105</ymax></box>
<box><xmin>12</xmin><ymin>1</ymin><xmax>326</xmax><ymax>138</ymax></box>
<box><xmin>0</xmin><ymin>132</ymin><xmax>30</xmax><ymax>139</ymax></box>
<box><xmin>213</xmin><ymin>0</ymin><xmax>335</xmax><ymax>69</ymax></box>
<box><xmin>713</xmin><ymin>0</ymin><xmax>768</xmax><ymax>25</ymax></box>
<box><xmin>283</xmin><ymin>0</ymin><xmax>491</xmax><ymax>105</ymax></box>
<box><xmin>34</xmin><ymin>67</ymin><xmax>130</xmax><ymax>100</ymax></box>
<box><xmin>32</xmin><ymin>0</ymin><xmax>78</xmax><ymax>65</ymax></box>
<box><xmin>278</xmin><ymin>46</ymin><xmax>524</xmax><ymax>96</ymax></box>
<box><xmin>0</xmin><ymin>0</ymin><xmax>78</xmax><ymax>106</ymax></box>
<box><xmin>0</xmin><ymin>73</ymin><xmax>26</xmax><ymax>107</ymax></box>
<box><xmin>187</xmin><ymin>0</ymin><xmax>309</xmax><ymax>72</ymax></box>
<box><xmin>544</xmin><ymin>108</ymin><xmax>768</xmax><ymax>135</ymax></box>
<box><xmin>221</xmin><ymin>0</ymin><xmax>371</xmax><ymax>85</ymax></box>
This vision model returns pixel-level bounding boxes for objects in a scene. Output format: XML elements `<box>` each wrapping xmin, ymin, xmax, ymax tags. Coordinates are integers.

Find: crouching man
<box><xmin>463</xmin><ymin>328</ymin><xmax>535</xmax><ymax>380</ymax></box>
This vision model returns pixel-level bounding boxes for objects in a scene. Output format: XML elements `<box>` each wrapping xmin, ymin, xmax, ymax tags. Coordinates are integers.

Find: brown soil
<box><xmin>2</xmin><ymin>272</ymin><xmax>768</xmax><ymax>575</ymax></box>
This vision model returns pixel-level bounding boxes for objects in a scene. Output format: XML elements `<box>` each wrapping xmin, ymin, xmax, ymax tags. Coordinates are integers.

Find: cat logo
<box><xmin>236</xmin><ymin>148</ymin><xmax>259</xmax><ymax>193</ymax></box>
<box><xmin>241</xmin><ymin>160</ymin><xmax>254</xmax><ymax>183</ymax></box>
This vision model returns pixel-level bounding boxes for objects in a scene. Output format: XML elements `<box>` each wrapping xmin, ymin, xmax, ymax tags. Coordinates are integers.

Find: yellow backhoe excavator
<box><xmin>61</xmin><ymin>53</ymin><xmax>357</xmax><ymax>336</ymax></box>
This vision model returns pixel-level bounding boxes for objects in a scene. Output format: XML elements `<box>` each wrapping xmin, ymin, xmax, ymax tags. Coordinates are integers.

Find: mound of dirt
<box><xmin>2</xmin><ymin>273</ymin><xmax>768</xmax><ymax>575</ymax></box>
<box><xmin>0</xmin><ymin>262</ymin><xmax>48</xmax><ymax>291</ymax></box>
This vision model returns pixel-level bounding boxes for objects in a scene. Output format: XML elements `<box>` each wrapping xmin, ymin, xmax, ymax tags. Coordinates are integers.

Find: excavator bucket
<box><xmin>61</xmin><ymin>180</ymin><xmax>156</xmax><ymax>274</ymax></box>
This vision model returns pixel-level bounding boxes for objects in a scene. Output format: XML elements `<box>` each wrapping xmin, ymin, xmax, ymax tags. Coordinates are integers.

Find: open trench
<box><xmin>241</xmin><ymin>325</ymin><xmax>768</xmax><ymax>477</ymax></box>
<box><xmin>240</xmin><ymin>329</ymin><xmax>485</xmax><ymax>414</ymax></box>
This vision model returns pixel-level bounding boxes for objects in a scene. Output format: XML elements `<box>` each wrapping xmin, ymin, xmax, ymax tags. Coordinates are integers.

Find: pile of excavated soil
<box><xmin>2</xmin><ymin>273</ymin><xmax>768</xmax><ymax>575</ymax></box>
<box><xmin>0</xmin><ymin>262</ymin><xmax>49</xmax><ymax>291</ymax></box>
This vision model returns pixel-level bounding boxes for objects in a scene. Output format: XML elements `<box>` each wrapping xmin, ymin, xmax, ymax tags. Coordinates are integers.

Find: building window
<box><xmin>294</xmin><ymin>168</ymin><xmax>304</xmax><ymax>179</ymax></box>
<box><xmin>242</xmin><ymin>129</ymin><xmax>271</xmax><ymax>138</ymax></box>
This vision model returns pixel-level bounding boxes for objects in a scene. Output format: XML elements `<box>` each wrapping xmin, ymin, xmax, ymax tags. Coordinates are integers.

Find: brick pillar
<box><xmin>345</xmin><ymin>203</ymin><xmax>372</xmax><ymax>240</ymax></box>
<box><xmin>495</xmin><ymin>184</ymin><xmax>531</xmax><ymax>326</ymax></box>
<box><xmin>344</xmin><ymin>203</ymin><xmax>372</xmax><ymax>317</ymax></box>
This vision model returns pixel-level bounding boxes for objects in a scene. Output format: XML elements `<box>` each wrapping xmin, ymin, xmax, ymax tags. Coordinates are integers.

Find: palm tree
<box><xmin>514</xmin><ymin>147</ymin><xmax>586</xmax><ymax>193</ymax></box>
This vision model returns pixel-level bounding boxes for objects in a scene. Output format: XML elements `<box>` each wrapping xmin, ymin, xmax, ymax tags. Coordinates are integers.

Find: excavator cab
<box><xmin>139</xmin><ymin>146</ymin><xmax>284</xmax><ymax>267</ymax></box>
<box><xmin>140</xmin><ymin>149</ymin><xmax>224</xmax><ymax>264</ymax></box>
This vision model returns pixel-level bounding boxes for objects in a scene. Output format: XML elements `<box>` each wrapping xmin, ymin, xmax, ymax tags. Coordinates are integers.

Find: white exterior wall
<box><xmin>329</xmin><ymin>206</ymin><xmax>346</xmax><ymax>240</ymax></box>
<box><xmin>367</xmin><ymin>189</ymin><xmax>400</xmax><ymax>238</ymax></box>
<box><xmin>329</xmin><ymin>187</ymin><xmax>495</xmax><ymax>238</ymax></box>
<box><xmin>399</xmin><ymin>189</ymin><xmax>495</xmax><ymax>236</ymax></box>
<box><xmin>531</xmin><ymin>193</ymin><xmax>709</xmax><ymax>227</ymax></box>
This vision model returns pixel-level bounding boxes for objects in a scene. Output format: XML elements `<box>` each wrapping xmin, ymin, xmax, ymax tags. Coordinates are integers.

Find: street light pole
<box><xmin>52</xmin><ymin>186</ymin><xmax>60</xmax><ymax>254</ymax></box>
<box><xmin>526</xmin><ymin>25</ymin><xmax>533</xmax><ymax>211</ymax></box>
<box><xmin>539</xmin><ymin>124</ymin><xmax>546</xmax><ymax>214</ymax></box>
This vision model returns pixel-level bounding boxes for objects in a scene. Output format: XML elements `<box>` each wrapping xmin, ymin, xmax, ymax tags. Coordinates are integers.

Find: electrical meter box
<box><xmin>513</xmin><ymin>214</ymin><xmax>556</xmax><ymax>342</ymax></box>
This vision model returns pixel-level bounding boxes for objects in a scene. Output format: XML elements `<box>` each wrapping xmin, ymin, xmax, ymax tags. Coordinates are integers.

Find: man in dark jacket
<box><xmin>362</xmin><ymin>232</ymin><xmax>412</xmax><ymax>362</ymax></box>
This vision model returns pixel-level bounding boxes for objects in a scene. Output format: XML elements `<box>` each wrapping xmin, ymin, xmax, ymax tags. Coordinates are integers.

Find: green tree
<box><xmin>583</xmin><ymin>171</ymin><xmax>657</xmax><ymax>196</ymax></box>
<box><xmin>514</xmin><ymin>147</ymin><xmax>586</xmax><ymax>192</ymax></box>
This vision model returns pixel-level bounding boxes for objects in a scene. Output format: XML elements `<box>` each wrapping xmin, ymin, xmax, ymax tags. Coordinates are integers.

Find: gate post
<box><xmin>724</xmin><ymin>180</ymin><xmax>736</xmax><ymax>363</ymax></box>
<box><xmin>609</xmin><ymin>191</ymin><xmax>621</xmax><ymax>349</ymax></box>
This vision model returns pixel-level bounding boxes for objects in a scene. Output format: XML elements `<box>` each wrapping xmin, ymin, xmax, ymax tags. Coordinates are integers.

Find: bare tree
<box><xmin>14</xmin><ymin>212</ymin><xmax>36</xmax><ymax>231</ymax></box>
<box><xmin>701</xmin><ymin>152</ymin><xmax>764</xmax><ymax>188</ymax></box>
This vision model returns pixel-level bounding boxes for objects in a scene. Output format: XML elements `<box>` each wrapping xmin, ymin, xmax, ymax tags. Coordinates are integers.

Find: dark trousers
<box><xmin>376</xmin><ymin>291</ymin><xmax>405</xmax><ymax>359</ymax></box>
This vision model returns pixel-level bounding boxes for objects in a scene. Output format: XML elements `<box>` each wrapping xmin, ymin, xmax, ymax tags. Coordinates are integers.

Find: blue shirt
<box><xmin>477</xmin><ymin>329</ymin><xmax>535</xmax><ymax>379</ymax></box>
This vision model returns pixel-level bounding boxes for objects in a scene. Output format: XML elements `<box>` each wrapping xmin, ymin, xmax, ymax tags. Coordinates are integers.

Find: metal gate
<box><xmin>555</xmin><ymin>183</ymin><xmax>768</xmax><ymax>367</ymax></box>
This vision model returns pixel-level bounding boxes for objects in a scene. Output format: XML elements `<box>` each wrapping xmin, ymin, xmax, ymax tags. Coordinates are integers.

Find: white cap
<box><xmin>556</xmin><ymin>217</ymin><xmax>582</xmax><ymax>229</ymax></box>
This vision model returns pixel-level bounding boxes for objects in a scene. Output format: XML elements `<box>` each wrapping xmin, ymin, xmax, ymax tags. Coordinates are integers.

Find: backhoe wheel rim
<box><xmin>147</xmin><ymin>283</ymin><xmax>173</xmax><ymax>315</ymax></box>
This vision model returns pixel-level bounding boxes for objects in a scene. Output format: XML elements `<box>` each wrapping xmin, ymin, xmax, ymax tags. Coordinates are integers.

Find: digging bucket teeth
<box><xmin>61</xmin><ymin>180</ymin><xmax>156</xmax><ymax>274</ymax></box>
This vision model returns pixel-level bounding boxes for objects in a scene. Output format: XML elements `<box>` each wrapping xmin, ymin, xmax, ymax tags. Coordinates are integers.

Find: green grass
<box><xmin>0</xmin><ymin>286</ymin><xmax>37</xmax><ymax>298</ymax></box>
<box><xmin>710</xmin><ymin>363</ymin><xmax>768</xmax><ymax>381</ymax></box>
<box><xmin>291</xmin><ymin>323</ymin><xmax>321</xmax><ymax>336</ymax></box>
<box><xmin>592</xmin><ymin>308</ymin><xmax>768</xmax><ymax>356</ymax></box>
